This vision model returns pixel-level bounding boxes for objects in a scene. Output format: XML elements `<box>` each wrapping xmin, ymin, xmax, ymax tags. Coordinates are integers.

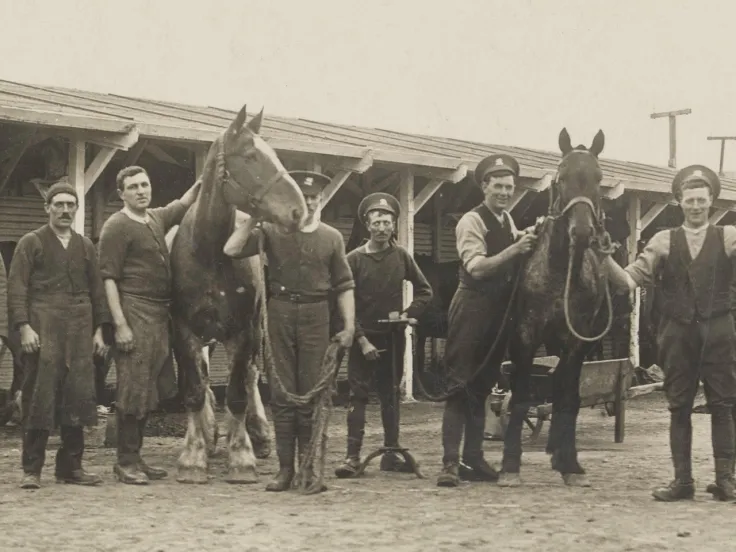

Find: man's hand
<box><xmin>93</xmin><ymin>327</ymin><xmax>109</xmax><ymax>357</ymax></box>
<box><xmin>359</xmin><ymin>337</ymin><xmax>380</xmax><ymax>361</ymax></box>
<box><xmin>334</xmin><ymin>328</ymin><xmax>355</xmax><ymax>349</ymax></box>
<box><xmin>19</xmin><ymin>324</ymin><xmax>40</xmax><ymax>354</ymax></box>
<box><xmin>115</xmin><ymin>322</ymin><xmax>135</xmax><ymax>353</ymax></box>
<box><xmin>513</xmin><ymin>232</ymin><xmax>538</xmax><ymax>255</ymax></box>
<box><xmin>180</xmin><ymin>179</ymin><xmax>203</xmax><ymax>208</ymax></box>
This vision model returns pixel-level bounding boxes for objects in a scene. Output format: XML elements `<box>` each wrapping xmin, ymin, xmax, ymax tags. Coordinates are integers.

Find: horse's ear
<box><xmin>558</xmin><ymin>128</ymin><xmax>572</xmax><ymax>155</ymax></box>
<box><xmin>246</xmin><ymin>107</ymin><xmax>264</xmax><ymax>134</ymax></box>
<box><xmin>590</xmin><ymin>129</ymin><xmax>605</xmax><ymax>157</ymax></box>
<box><xmin>227</xmin><ymin>105</ymin><xmax>248</xmax><ymax>136</ymax></box>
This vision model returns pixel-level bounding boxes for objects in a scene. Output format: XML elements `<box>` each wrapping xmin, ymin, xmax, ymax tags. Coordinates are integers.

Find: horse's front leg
<box><xmin>245</xmin><ymin>357</ymin><xmax>271</xmax><ymax>460</ymax></box>
<box><xmin>222</xmin><ymin>337</ymin><xmax>259</xmax><ymax>484</ymax></box>
<box><xmin>550</xmin><ymin>342</ymin><xmax>590</xmax><ymax>487</ymax></box>
<box><xmin>175</xmin><ymin>320</ymin><xmax>216</xmax><ymax>484</ymax></box>
<box><xmin>498</xmin><ymin>311</ymin><xmax>543</xmax><ymax>488</ymax></box>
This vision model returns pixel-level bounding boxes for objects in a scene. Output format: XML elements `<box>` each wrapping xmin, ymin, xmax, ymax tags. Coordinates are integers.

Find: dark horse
<box><xmin>170</xmin><ymin>106</ymin><xmax>307</xmax><ymax>484</ymax></box>
<box><xmin>500</xmin><ymin>128</ymin><xmax>611</xmax><ymax>487</ymax></box>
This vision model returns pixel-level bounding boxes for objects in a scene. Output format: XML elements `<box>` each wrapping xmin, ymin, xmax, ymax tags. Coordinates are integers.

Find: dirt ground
<box><xmin>0</xmin><ymin>392</ymin><xmax>734</xmax><ymax>552</ymax></box>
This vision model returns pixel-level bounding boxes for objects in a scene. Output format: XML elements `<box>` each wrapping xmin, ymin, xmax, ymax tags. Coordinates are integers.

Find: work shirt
<box><xmin>347</xmin><ymin>243</ymin><xmax>433</xmax><ymax>337</ymax></box>
<box><xmin>625</xmin><ymin>224</ymin><xmax>736</xmax><ymax>287</ymax></box>
<box><xmin>456</xmin><ymin>208</ymin><xmax>520</xmax><ymax>275</ymax></box>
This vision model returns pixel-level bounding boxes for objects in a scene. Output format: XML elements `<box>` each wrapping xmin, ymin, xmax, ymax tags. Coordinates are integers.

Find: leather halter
<box><xmin>219</xmin><ymin>138</ymin><xmax>291</xmax><ymax>214</ymax></box>
<box><xmin>549</xmin><ymin>149</ymin><xmax>604</xmax><ymax>223</ymax></box>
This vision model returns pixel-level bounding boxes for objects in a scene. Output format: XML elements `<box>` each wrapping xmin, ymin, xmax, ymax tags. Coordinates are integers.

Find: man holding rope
<box><xmin>334</xmin><ymin>192</ymin><xmax>433</xmax><ymax>478</ymax></box>
<box><xmin>605</xmin><ymin>165</ymin><xmax>736</xmax><ymax>502</ymax></box>
<box><xmin>223</xmin><ymin>171</ymin><xmax>355</xmax><ymax>493</ymax></box>
<box><xmin>437</xmin><ymin>154</ymin><xmax>539</xmax><ymax>488</ymax></box>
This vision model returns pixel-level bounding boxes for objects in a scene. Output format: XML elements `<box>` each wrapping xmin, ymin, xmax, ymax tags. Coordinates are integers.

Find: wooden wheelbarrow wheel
<box><xmin>495</xmin><ymin>391</ymin><xmax>547</xmax><ymax>444</ymax></box>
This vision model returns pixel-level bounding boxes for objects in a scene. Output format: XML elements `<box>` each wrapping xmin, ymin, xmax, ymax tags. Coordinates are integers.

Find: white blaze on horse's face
<box><xmin>223</xmin><ymin>106</ymin><xmax>307</xmax><ymax>232</ymax></box>
<box><xmin>679</xmin><ymin>185</ymin><xmax>712</xmax><ymax>229</ymax></box>
<box><xmin>481</xmin><ymin>174</ymin><xmax>515</xmax><ymax>214</ymax></box>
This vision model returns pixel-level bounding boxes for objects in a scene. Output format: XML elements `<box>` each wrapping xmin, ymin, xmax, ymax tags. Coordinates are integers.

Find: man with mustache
<box><xmin>98</xmin><ymin>166</ymin><xmax>200</xmax><ymax>485</ymax></box>
<box><xmin>334</xmin><ymin>192</ymin><xmax>433</xmax><ymax>478</ymax></box>
<box><xmin>223</xmin><ymin>171</ymin><xmax>355</xmax><ymax>493</ymax></box>
<box><xmin>437</xmin><ymin>154</ymin><xmax>539</xmax><ymax>488</ymax></box>
<box><xmin>605</xmin><ymin>165</ymin><xmax>736</xmax><ymax>502</ymax></box>
<box><xmin>8</xmin><ymin>180</ymin><xmax>111</xmax><ymax>489</ymax></box>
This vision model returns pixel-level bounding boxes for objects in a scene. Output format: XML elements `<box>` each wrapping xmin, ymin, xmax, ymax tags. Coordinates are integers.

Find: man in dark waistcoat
<box><xmin>98</xmin><ymin>165</ymin><xmax>200</xmax><ymax>485</ymax></box>
<box><xmin>8</xmin><ymin>181</ymin><xmax>111</xmax><ymax>489</ymax></box>
<box><xmin>223</xmin><ymin>171</ymin><xmax>355</xmax><ymax>493</ymax></box>
<box><xmin>334</xmin><ymin>192</ymin><xmax>433</xmax><ymax>478</ymax></box>
<box><xmin>606</xmin><ymin>164</ymin><xmax>736</xmax><ymax>502</ymax></box>
<box><xmin>437</xmin><ymin>154</ymin><xmax>539</xmax><ymax>488</ymax></box>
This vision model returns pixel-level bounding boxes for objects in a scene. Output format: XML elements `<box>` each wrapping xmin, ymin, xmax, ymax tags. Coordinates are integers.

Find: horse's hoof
<box><xmin>225</xmin><ymin>466</ymin><xmax>258</xmax><ymax>485</ymax></box>
<box><xmin>497</xmin><ymin>472</ymin><xmax>522</xmax><ymax>488</ymax></box>
<box><xmin>252</xmin><ymin>440</ymin><xmax>271</xmax><ymax>460</ymax></box>
<box><xmin>562</xmin><ymin>473</ymin><xmax>591</xmax><ymax>487</ymax></box>
<box><xmin>176</xmin><ymin>467</ymin><xmax>209</xmax><ymax>485</ymax></box>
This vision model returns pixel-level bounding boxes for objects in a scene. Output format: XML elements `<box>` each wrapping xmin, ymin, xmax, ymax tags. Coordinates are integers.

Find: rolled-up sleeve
<box><xmin>456</xmin><ymin>212</ymin><xmax>487</xmax><ymax>273</ymax></box>
<box><xmin>624</xmin><ymin>230</ymin><xmax>669</xmax><ymax>287</ymax></box>
<box><xmin>98</xmin><ymin>217</ymin><xmax>129</xmax><ymax>281</ymax></box>
<box><xmin>330</xmin><ymin>233</ymin><xmax>355</xmax><ymax>293</ymax></box>
<box><xmin>724</xmin><ymin>226</ymin><xmax>736</xmax><ymax>257</ymax></box>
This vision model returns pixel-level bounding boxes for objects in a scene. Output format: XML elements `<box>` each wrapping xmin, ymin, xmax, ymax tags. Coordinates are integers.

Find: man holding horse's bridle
<box><xmin>223</xmin><ymin>171</ymin><xmax>356</xmax><ymax>493</ymax></box>
<box><xmin>606</xmin><ymin>165</ymin><xmax>736</xmax><ymax>503</ymax></box>
<box><xmin>437</xmin><ymin>153</ymin><xmax>539</xmax><ymax>488</ymax></box>
<box><xmin>98</xmin><ymin>166</ymin><xmax>201</xmax><ymax>485</ymax></box>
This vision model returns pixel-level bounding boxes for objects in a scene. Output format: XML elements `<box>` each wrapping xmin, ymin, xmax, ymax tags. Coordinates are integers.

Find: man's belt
<box><xmin>270</xmin><ymin>289</ymin><xmax>329</xmax><ymax>304</ymax></box>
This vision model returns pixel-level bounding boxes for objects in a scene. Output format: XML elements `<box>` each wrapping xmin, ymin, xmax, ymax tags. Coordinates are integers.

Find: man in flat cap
<box><xmin>606</xmin><ymin>164</ymin><xmax>736</xmax><ymax>502</ymax></box>
<box><xmin>8</xmin><ymin>180</ymin><xmax>111</xmax><ymax>489</ymax></box>
<box><xmin>224</xmin><ymin>170</ymin><xmax>355</xmax><ymax>493</ymax></box>
<box><xmin>437</xmin><ymin>153</ymin><xmax>539</xmax><ymax>488</ymax></box>
<box><xmin>334</xmin><ymin>192</ymin><xmax>433</xmax><ymax>478</ymax></box>
<box><xmin>98</xmin><ymin>166</ymin><xmax>201</xmax><ymax>485</ymax></box>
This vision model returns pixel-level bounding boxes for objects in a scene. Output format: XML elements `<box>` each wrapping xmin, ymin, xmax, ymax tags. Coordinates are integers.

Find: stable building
<box><xmin>1</xmin><ymin>78</ymin><xmax>735</xmax><ymax>400</ymax></box>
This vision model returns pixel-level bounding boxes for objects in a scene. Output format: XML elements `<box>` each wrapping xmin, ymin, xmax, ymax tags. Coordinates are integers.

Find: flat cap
<box><xmin>288</xmin><ymin>170</ymin><xmax>331</xmax><ymax>195</ymax></box>
<box><xmin>473</xmin><ymin>154</ymin><xmax>520</xmax><ymax>186</ymax></box>
<box><xmin>358</xmin><ymin>192</ymin><xmax>401</xmax><ymax>222</ymax></box>
<box><xmin>672</xmin><ymin>164</ymin><xmax>721</xmax><ymax>200</ymax></box>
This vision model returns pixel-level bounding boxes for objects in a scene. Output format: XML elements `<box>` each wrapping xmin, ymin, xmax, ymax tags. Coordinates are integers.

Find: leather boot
<box><xmin>20</xmin><ymin>473</ymin><xmax>41</xmax><ymax>489</ymax></box>
<box><xmin>652</xmin><ymin>454</ymin><xmax>694</xmax><ymax>501</ymax></box>
<box><xmin>56</xmin><ymin>468</ymin><xmax>103</xmax><ymax>486</ymax></box>
<box><xmin>335</xmin><ymin>457</ymin><xmax>361</xmax><ymax>478</ymax></box>
<box><xmin>437</xmin><ymin>461</ymin><xmax>460</xmax><ymax>488</ymax></box>
<box><xmin>459</xmin><ymin>457</ymin><xmax>500</xmax><ymax>482</ymax></box>
<box><xmin>114</xmin><ymin>463</ymin><xmax>149</xmax><ymax>485</ymax></box>
<box><xmin>709</xmin><ymin>458</ymin><xmax>736</xmax><ymax>502</ymax></box>
<box><xmin>266</xmin><ymin>419</ymin><xmax>296</xmax><ymax>492</ymax></box>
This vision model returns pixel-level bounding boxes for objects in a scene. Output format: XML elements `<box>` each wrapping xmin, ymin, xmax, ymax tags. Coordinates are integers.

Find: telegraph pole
<box><xmin>707</xmin><ymin>136</ymin><xmax>736</xmax><ymax>176</ymax></box>
<box><xmin>650</xmin><ymin>108</ymin><xmax>692</xmax><ymax>168</ymax></box>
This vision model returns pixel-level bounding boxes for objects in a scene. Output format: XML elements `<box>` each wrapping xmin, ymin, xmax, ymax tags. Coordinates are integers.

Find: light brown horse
<box><xmin>170</xmin><ymin>106</ymin><xmax>306</xmax><ymax>484</ymax></box>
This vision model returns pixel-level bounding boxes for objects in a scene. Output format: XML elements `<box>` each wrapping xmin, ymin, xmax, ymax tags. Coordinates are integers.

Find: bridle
<box><xmin>218</xmin><ymin>137</ymin><xmax>292</xmax><ymax>215</ymax></box>
<box><xmin>549</xmin><ymin>149</ymin><xmax>605</xmax><ymax>227</ymax></box>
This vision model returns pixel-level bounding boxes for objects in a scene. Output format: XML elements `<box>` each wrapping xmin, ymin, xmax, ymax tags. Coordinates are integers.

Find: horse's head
<box><xmin>220</xmin><ymin>106</ymin><xmax>306</xmax><ymax>232</ymax></box>
<box><xmin>555</xmin><ymin>128</ymin><xmax>605</xmax><ymax>247</ymax></box>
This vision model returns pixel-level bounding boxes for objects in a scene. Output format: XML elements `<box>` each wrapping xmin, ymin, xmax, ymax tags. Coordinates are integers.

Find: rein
<box><xmin>549</xmin><ymin>152</ymin><xmax>616</xmax><ymax>343</ymax></box>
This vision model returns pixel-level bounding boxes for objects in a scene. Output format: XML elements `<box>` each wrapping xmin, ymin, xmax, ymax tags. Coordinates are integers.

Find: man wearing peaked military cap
<box><xmin>223</xmin><ymin>169</ymin><xmax>356</xmax><ymax>493</ymax></box>
<box><xmin>334</xmin><ymin>192</ymin><xmax>433</xmax><ymax>479</ymax></box>
<box><xmin>435</xmin><ymin>152</ymin><xmax>541</xmax><ymax>488</ymax></box>
<box><xmin>606</xmin><ymin>163</ymin><xmax>736</xmax><ymax>502</ymax></box>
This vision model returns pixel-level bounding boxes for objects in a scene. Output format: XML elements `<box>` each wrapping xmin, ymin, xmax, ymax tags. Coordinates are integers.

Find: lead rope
<box><xmin>255</xmin><ymin>231</ymin><xmax>345</xmax><ymax>495</ymax></box>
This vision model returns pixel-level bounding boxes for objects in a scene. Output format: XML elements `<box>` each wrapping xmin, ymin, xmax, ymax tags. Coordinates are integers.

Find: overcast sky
<box><xmin>1</xmin><ymin>0</ymin><xmax>735</xmax><ymax>172</ymax></box>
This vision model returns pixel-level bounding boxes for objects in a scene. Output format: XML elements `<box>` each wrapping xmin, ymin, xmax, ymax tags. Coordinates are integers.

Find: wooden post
<box><xmin>707</xmin><ymin>136</ymin><xmax>736</xmax><ymax>176</ymax></box>
<box><xmin>69</xmin><ymin>139</ymin><xmax>86</xmax><ymax>235</ymax></box>
<box><xmin>626</xmin><ymin>195</ymin><xmax>641</xmax><ymax>369</ymax></box>
<box><xmin>194</xmin><ymin>144</ymin><xmax>208</xmax><ymax>180</ymax></box>
<box><xmin>398</xmin><ymin>168</ymin><xmax>416</xmax><ymax>402</ymax></box>
<box><xmin>650</xmin><ymin>108</ymin><xmax>691</xmax><ymax>168</ymax></box>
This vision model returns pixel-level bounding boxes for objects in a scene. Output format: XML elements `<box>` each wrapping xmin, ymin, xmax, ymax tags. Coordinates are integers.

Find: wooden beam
<box><xmin>145</xmin><ymin>143</ymin><xmax>185</xmax><ymax>167</ymax></box>
<box><xmin>69</xmin><ymin>139</ymin><xmax>86</xmax><ymax>234</ymax></box>
<box><xmin>527</xmin><ymin>173</ymin><xmax>553</xmax><ymax>192</ymax></box>
<box><xmin>84</xmin><ymin>146</ymin><xmax>118</xmax><ymax>193</ymax></box>
<box><xmin>414</xmin><ymin>178</ymin><xmax>445</xmax><ymax>213</ymax></box>
<box><xmin>368</xmin><ymin>172</ymin><xmax>400</xmax><ymax>194</ymax></box>
<box><xmin>59</xmin><ymin>127</ymin><xmax>139</xmax><ymax>151</ymax></box>
<box><xmin>194</xmin><ymin>144</ymin><xmax>208</xmax><ymax>179</ymax></box>
<box><xmin>410</xmin><ymin>163</ymin><xmax>468</xmax><ymax>183</ymax></box>
<box><xmin>508</xmin><ymin>189</ymin><xmax>529</xmax><ymax>211</ymax></box>
<box><xmin>397</xmin><ymin>168</ymin><xmax>416</xmax><ymax>402</ymax></box>
<box><xmin>710</xmin><ymin>209</ymin><xmax>728</xmax><ymax>224</ymax></box>
<box><xmin>330</xmin><ymin>151</ymin><xmax>374</xmax><ymax>174</ymax></box>
<box><xmin>627</xmin><ymin>196</ymin><xmax>641</xmax><ymax>369</ymax></box>
<box><xmin>125</xmin><ymin>140</ymin><xmax>147</xmax><ymax>166</ymax></box>
<box><xmin>604</xmin><ymin>180</ymin><xmax>626</xmax><ymax>200</ymax></box>
<box><xmin>0</xmin><ymin>128</ymin><xmax>37</xmax><ymax>194</ymax></box>
<box><xmin>0</xmin><ymin>106</ymin><xmax>137</xmax><ymax>134</ymax></box>
<box><xmin>321</xmin><ymin>170</ymin><xmax>352</xmax><ymax>205</ymax></box>
<box><xmin>91</xmin><ymin>177</ymin><xmax>106</xmax><ymax>239</ymax></box>
<box><xmin>640</xmin><ymin>202</ymin><xmax>668</xmax><ymax>230</ymax></box>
